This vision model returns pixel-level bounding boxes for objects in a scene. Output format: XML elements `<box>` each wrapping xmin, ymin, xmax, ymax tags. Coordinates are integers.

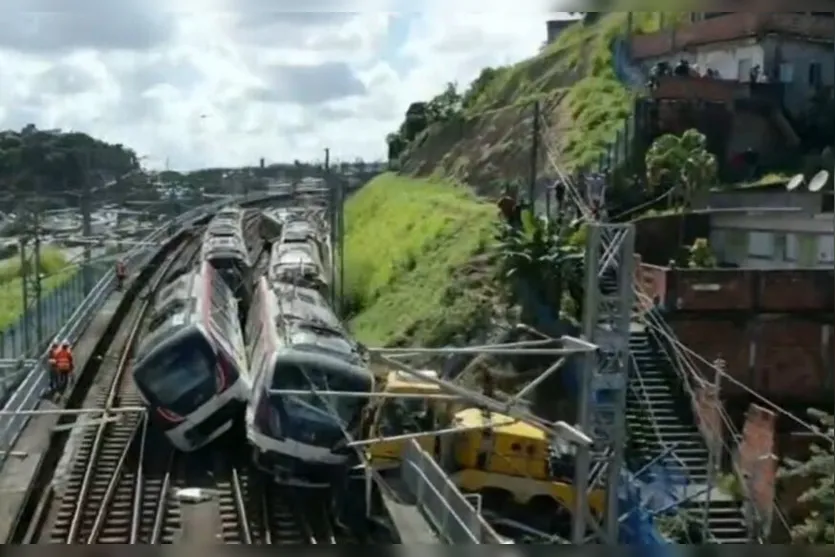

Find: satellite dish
<box><xmin>808</xmin><ymin>170</ymin><xmax>830</xmax><ymax>192</ymax></box>
<box><xmin>786</xmin><ymin>173</ymin><xmax>804</xmax><ymax>191</ymax></box>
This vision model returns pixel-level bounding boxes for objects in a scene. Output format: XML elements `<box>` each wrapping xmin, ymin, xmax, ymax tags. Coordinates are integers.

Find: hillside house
<box><xmin>631</xmin><ymin>13</ymin><xmax>834</xmax><ymax>116</ymax></box>
<box><xmin>545</xmin><ymin>18</ymin><xmax>577</xmax><ymax>45</ymax></box>
<box><xmin>627</xmin><ymin>13</ymin><xmax>834</xmax><ymax>181</ymax></box>
<box><xmin>692</xmin><ymin>183</ymin><xmax>834</xmax><ymax>269</ymax></box>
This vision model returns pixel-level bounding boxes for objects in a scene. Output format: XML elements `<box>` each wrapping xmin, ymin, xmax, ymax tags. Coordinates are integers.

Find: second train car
<box><xmin>245</xmin><ymin>276</ymin><xmax>374</xmax><ymax>486</ymax></box>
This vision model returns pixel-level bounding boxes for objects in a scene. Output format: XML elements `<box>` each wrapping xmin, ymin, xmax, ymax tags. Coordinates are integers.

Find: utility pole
<box><xmin>702</xmin><ymin>356</ymin><xmax>724</xmax><ymax>541</ymax></box>
<box><xmin>18</xmin><ymin>189</ymin><xmax>44</xmax><ymax>354</ymax></box>
<box><xmin>79</xmin><ymin>150</ymin><xmax>94</xmax><ymax>296</ymax></box>
<box><xmin>323</xmin><ymin>148</ymin><xmax>337</xmax><ymax>310</ymax></box>
<box><xmin>338</xmin><ymin>176</ymin><xmax>345</xmax><ymax>316</ymax></box>
<box><xmin>529</xmin><ymin>99</ymin><xmax>541</xmax><ymax>209</ymax></box>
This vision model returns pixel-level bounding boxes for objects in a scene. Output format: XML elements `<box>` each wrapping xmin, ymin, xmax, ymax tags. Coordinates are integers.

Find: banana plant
<box><xmin>495</xmin><ymin>208</ymin><xmax>585</xmax><ymax>321</ymax></box>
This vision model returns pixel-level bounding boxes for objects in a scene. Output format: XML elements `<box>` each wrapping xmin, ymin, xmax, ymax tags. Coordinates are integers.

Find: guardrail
<box><xmin>0</xmin><ymin>192</ymin><xmax>290</xmax><ymax>464</ymax></box>
<box><xmin>401</xmin><ymin>440</ymin><xmax>508</xmax><ymax>544</ymax></box>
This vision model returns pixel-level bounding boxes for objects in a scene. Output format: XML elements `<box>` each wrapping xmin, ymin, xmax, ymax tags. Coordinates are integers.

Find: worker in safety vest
<box><xmin>115</xmin><ymin>260</ymin><xmax>127</xmax><ymax>290</ymax></box>
<box><xmin>54</xmin><ymin>340</ymin><xmax>74</xmax><ymax>394</ymax></box>
<box><xmin>47</xmin><ymin>341</ymin><xmax>60</xmax><ymax>394</ymax></box>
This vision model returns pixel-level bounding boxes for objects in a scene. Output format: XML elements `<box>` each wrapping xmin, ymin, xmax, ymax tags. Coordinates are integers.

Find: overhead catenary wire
<box><xmin>535</xmin><ymin>111</ymin><xmax>834</xmax><ymax>444</ymax></box>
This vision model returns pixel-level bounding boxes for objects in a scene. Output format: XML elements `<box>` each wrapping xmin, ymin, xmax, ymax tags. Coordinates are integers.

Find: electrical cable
<box><xmin>535</xmin><ymin>112</ymin><xmax>825</xmax><ymax>541</ymax></box>
<box><xmin>536</xmin><ymin>111</ymin><xmax>834</xmax><ymax>443</ymax></box>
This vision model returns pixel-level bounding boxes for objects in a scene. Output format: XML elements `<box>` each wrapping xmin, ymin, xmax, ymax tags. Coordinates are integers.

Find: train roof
<box><xmin>203</xmin><ymin>235</ymin><xmax>247</xmax><ymax>255</ymax></box>
<box><xmin>217</xmin><ymin>205</ymin><xmax>242</xmax><ymax>216</ymax></box>
<box><xmin>282</xmin><ymin>320</ymin><xmax>364</xmax><ymax>367</ymax></box>
<box><xmin>206</xmin><ymin>222</ymin><xmax>242</xmax><ymax>235</ymax></box>
<box><xmin>270</xmin><ymin>245</ymin><xmax>318</xmax><ymax>269</ymax></box>
<box><xmin>136</xmin><ymin>310</ymin><xmax>197</xmax><ymax>363</ymax></box>
<box><xmin>272</xmin><ymin>282</ymin><xmax>342</xmax><ymax>330</ymax></box>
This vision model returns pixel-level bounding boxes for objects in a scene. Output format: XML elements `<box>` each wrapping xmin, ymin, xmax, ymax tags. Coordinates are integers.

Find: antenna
<box><xmin>807</xmin><ymin>170</ymin><xmax>830</xmax><ymax>192</ymax></box>
<box><xmin>785</xmin><ymin>173</ymin><xmax>804</xmax><ymax>191</ymax></box>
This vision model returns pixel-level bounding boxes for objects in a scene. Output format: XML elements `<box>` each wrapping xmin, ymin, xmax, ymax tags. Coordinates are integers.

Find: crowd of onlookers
<box><xmin>647</xmin><ymin>59</ymin><xmax>768</xmax><ymax>90</ymax></box>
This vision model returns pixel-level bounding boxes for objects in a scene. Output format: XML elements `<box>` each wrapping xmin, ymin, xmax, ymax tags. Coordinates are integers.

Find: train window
<box><xmin>272</xmin><ymin>363</ymin><xmax>370</xmax><ymax>425</ymax></box>
<box><xmin>133</xmin><ymin>333</ymin><xmax>216</xmax><ymax>415</ymax></box>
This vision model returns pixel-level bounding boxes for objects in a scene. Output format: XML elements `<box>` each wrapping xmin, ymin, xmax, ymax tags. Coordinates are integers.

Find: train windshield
<box><xmin>271</xmin><ymin>362</ymin><xmax>370</xmax><ymax>446</ymax></box>
<box><xmin>133</xmin><ymin>332</ymin><xmax>216</xmax><ymax>416</ymax></box>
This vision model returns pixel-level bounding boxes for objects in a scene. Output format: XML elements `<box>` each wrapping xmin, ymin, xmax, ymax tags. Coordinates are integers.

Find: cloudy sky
<box><xmin>0</xmin><ymin>1</ymin><xmax>574</xmax><ymax>170</ymax></box>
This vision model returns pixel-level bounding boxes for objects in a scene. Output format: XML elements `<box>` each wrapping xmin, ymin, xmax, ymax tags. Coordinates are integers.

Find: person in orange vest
<box><xmin>115</xmin><ymin>260</ymin><xmax>127</xmax><ymax>290</ymax></box>
<box><xmin>54</xmin><ymin>340</ymin><xmax>74</xmax><ymax>394</ymax></box>
<box><xmin>47</xmin><ymin>340</ymin><xmax>60</xmax><ymax>394</ymax></box>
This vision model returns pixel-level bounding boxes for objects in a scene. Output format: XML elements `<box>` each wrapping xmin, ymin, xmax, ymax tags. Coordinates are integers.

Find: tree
<box><xmin>0</xmin><ymin>125</ymin><xmax>140</xmax><ymax>210</ymax></box>
<box><xmin>646</xmin><ymin>129</ymin><xmax>717</xmax><ymax>262</ymax></box>
<box><xmin>779</xmin><ymin>410</ymin><xmax>834</xmax><ymax>544</ymax></box>
<box><xmin>645</xmin><ymin>128</ymin><xmax>717</xmax><ymax>210</ymax></box>
<box><xmin>495</xmin><ymin>207</ymin><xmax>585</xmax><ymax>323</ymax></box>
<box><xmin>462</xmin><ymin>67</ymin><xmax>503</xmax><ymax>111</ymax></box>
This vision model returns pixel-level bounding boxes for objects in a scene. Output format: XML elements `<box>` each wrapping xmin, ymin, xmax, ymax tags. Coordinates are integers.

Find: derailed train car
<box><xmin>202</xmin><ymin>205</ymin><xmax>252</xmax><ymax>305</ymax></box>
<box><xmin>132</xmin><ymin>260</ymin><xmax>250</xmax><ymax>451</ymax></box>
<box><xmin>246</xmin><ymin>211</ymin><xmax>373</xmax><ymax>486</ymax></box>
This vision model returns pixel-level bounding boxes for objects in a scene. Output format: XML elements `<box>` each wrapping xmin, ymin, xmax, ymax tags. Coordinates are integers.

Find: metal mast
<box><xmin>573</xmin><ymin>222</ymin><xmax>635</xmax><ymax>544</ymax></box>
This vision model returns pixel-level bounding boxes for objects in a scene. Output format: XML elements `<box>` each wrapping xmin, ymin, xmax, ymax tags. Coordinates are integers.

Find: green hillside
<box><xmin>396</xmin><ymin>12</ymin><xmax>683</xmax><ymax>190</ymax></box>
<box><xmin>343</xmin><ymin>173</ymin><xmax>499</xmax><ymax>347</ymax></box>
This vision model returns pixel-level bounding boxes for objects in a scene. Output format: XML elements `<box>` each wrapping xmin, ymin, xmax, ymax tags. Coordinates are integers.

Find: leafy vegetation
<box><xmin>0</xmin><ymin>247</ymin><xmax>74</xmax><ymax>331</ymax></box>
<box><xmin>388</xmin><ymin>12</ymin><xmax>683</xmax><ymax>184</ymax></box>
<box><xmin>0</xmin><ymin>125</ymin><xmax>140</xmax><ymax>211</ymax></box>
<box><xmin>343</xmin><ymin>173</ymin><xmax>497</xmax><ymax>347</ymax></box>
<box><xmin>493</xmin><ymin>208</ymin><xmax>585</xmax><ymax>323</ymax></box>
<box><xmin>687</xmin><ymin>238</ymin><xmax>716</xmax><ymax>268</ymax></box>
<box><xmin>646</xmin><ymin>129</ymin><xmax>717</xmax><ymax>210</ymax></box>
<box><xmin>779</xmin><ymin>410</ymin><xmax>834</xmax><ymax>544</ymax></box>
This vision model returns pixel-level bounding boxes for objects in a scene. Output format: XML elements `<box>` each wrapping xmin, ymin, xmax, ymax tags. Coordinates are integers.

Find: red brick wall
<box><xmin>737</xmin><ymin>404</ymin><xmax>777</xmax><ymax>534</ymax></box>
<box><xmin>672</xmin><ymin>318</ymin><xmax>832</xmax><ymax>404</ymax></box>
<box><xmin>656</xmin><ymin>269</ymin><xmax>833</xmax><ymax>313</ymax></box>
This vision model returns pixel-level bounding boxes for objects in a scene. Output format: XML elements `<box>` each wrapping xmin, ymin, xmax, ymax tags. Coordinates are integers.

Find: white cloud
<box><xmin>0</xmin><ymin>1</ymin><xmax>568</xmax><ymax>170</ymax></box>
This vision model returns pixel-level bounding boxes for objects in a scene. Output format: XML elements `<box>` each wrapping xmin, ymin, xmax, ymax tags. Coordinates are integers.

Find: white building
<box><xmin>695</xmin><ymin>185</ymin><xmax>834</xmax><ymax>269</ymax></box>
<box><xmin>630</xmin><ymin>12</ymin><xmax>835</xmax><ymax>117</ymax></box>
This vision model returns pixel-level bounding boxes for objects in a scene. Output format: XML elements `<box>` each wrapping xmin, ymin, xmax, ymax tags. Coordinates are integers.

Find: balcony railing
<box><xmin>631</xmin><ymin>13</ymin><xmax>835</xmax><ymax>60</ymax></box>
<box><xmin>650</xmin><ymin>76</ymin><xmax>784</xmax><ymax>105</ymax></box>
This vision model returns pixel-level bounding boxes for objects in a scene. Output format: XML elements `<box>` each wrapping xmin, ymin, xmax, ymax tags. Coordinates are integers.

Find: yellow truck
<box><xmin>362</xmin><ymin>370</ymin><xmax>605</xmax><ymax>526</ymax></box>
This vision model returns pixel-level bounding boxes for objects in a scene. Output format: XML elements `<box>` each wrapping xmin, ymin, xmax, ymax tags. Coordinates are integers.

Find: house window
<box><xmin>778</xmin><ymin>63</ymin><xmax>794</xmax><ymax>83</ymax></box>
<box><xmin>817</xmin><ymin>234</ymin><xmax>834</xmax><ymax>264</ymax></box>
<box><xmin>738</xmin><ymin>58</ymin><xmax>753</xmax><ymax>82</ymax></box>
<box><xmin>798</xmin><ymin>234</ymin><xmax>817</xmax><ymax>266</ymax></box>
<box><xmin>785</xmin><ymin>233</ymin><xmax>798</xmax><ymax>262</ymax></box>
<box><xmin>808</xmin><ymin>62</ymin><xmax>822</xmax><ymax>87</ymax></box>
<box><xmin>773</xmin><ymin>233</ymin><xmax>787</xmax><ymax>261</ymax></box>
<box><xmin>747</xmin><ymin>231</ymin><xmax>774</xmax><ymax>258</ymax></box>
<box><xmin>822</xmin><ymin>193</ymin><xmax>834</xmax><ymax>213</ymax></box>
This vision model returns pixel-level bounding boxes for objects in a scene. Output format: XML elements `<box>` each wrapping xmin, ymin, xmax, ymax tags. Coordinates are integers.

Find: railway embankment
<box><xmin>343</xmin><ymin>173</ymin><xmax>500</xmax><ymax>349</ymax></box>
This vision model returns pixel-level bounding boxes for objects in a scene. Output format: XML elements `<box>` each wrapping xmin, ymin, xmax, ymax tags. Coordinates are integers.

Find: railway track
<box><xmin>27</xmin><ymin>237</ymin><xmax>201</xmax><ymax>543</ymax></box>
<box><xmin>16</xmin><ymin>216</ymin><xmax>358</xmax><ymax>545</ymax></box>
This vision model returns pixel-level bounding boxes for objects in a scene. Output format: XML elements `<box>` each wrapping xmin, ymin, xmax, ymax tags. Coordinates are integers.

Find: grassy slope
<box><xmin>0</xmin><ymin>248</ymin><xmax>74</xmax><ymax>330</ymax></box>
<box><xmin>344</xmin><ymin>173</ymin><xmax>498</xmax><ymax>347</ymax></box>
<box><xmin>400</xmin><ymin>13</ymin><xmax>679</xmax><ymax>188</ymax></box>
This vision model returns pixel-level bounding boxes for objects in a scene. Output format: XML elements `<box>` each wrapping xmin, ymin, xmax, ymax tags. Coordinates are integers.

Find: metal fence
<box><xmin>0</xmin><ymin>267</ymin><xmax>108</xmax><ymax>360</ymax></box>
<box><xmin>401</xmin><ymin>439</ymin><xmax>507</xmax><ymax>544</ymax></box>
